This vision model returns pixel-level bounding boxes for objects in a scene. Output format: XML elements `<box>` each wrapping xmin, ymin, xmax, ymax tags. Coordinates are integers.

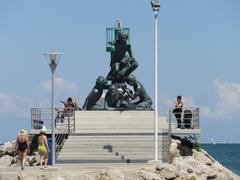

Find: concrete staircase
<box><xmin>57</xmin><ymin>111</ymin><xmax>169</xmax><ymax>163</ymax></box>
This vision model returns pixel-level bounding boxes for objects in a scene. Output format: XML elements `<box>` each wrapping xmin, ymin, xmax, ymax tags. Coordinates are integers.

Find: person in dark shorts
<box><xmin>15</xmin><ymin>129</ymin><xmax>29</xmax><ymax>170</ymax></box>
<box><xmin>172</xmin><ymin>95</ymin><xmax>183</xmax><ymax>128</ymax></box>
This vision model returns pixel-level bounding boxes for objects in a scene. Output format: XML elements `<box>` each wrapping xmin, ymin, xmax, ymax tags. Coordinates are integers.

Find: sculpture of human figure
<box><xmin>107</xmin><ymin>31</ymin><xmax>138</xmax><ymax>82</ymax></box>
<box><xmin>82</xmin><ymin>76</ymin><xmax>108</xmax><ymax>110</ymax></box>
<box><xmin>104</xmin><ymin>84</ymin><xmax>130</xmax><ymax>110</ymax></box>
<box><xmin>125</xmin><ymin>74</ymin><xmax>153</xmax><ymax>110</ymax></box>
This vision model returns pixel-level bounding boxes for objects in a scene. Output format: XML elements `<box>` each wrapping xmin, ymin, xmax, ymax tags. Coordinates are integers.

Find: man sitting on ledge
<box><xmin>60</xmin><ymin>97</ymin><xmax>81</xmax><ymax>122</ymax></box>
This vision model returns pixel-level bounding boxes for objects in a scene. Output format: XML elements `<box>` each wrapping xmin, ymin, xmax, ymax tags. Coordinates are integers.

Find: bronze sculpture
<box><xmin>83</xmin><ymin>22</ymin><xmax>152</xmax><ymax>111</ymax></box>
<box><xmin>107</xmin><ymin>31</ymin><xmax>138</xmax><ymax>83</ymax></box>
<box><xmin>82</xmin><ymin>76</ymin><xmax>108</xmax><ymax>110</ymax></box>
<box><xmin>125</xmin><ymin>75</ymin><xmax>152</xmax><ymax>110</ymax></box>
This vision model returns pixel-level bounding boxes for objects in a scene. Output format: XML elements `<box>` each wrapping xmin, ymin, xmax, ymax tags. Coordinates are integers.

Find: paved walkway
<box><xmin>0</xmin><ymin>162</ymin><xmax>171</xmax><ymax>180</ymax></box>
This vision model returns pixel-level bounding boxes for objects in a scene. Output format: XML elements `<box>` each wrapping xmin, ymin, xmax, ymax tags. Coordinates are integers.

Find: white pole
<box><xmin>51</xmin><ymin>69</ymin><xmax>55</xmax><ymax>165</ymax></box>
<box><xmin>154</xmin><ymin>12</ymin><xmax>159</xmax><ymax>161</ymax></box>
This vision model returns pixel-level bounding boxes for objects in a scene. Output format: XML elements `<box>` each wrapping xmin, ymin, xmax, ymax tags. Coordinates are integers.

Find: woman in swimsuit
<box><xmin>38</xmin><ymin>127</ymin><xmax>49</xmax><ymax>169</ymax></box>
<box><xmin>15</xmin><ymin>129</ymin><xmax>29</xmax><ymax>170</ymax></box>
<box><xmin>173</xmin><ymin>95</ymin><xmax>184</xmax><ymax>128</ymax></box>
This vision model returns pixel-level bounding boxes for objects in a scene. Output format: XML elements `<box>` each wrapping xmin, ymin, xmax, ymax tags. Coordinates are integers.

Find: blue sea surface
<box><xmin>201</xmin><ymin>144</ymin><xmax>240</xmax><ymax>176</ymax></box>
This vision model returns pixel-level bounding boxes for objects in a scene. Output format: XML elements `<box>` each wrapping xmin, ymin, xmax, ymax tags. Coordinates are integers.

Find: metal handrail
<box><xmin>55</xmin><ymin>111</ymin><xmax>75</xmax><ymax>153</ymax></box>
<box><xmin>169</xmin><ymin>107</ymin><xmax>200</xmax><ymax>129</ymax></box>
<box><xmin>31</xmin><ymin>107</ymin><xmax>76</xmax><ymax>154</ymax></box>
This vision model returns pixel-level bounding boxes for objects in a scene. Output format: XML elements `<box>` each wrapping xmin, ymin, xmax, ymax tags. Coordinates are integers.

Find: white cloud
<box><xmin>202</xmin><ymin>79</ymin><xmax>240</xmax><ymax>120</ymax></box>
<box><xmin>33</xmin><ymin>77</ymin><xmax>83</xmax><ymax>108</ymax></box>
<box><xmin>0</xmin><ymin>78</ymin><xmax>80</xmax><ymax>117</ymax></box>
<box><xmin>38</xmin><ymin>77</ymin><xmax>78</xmax><ymax>95</ymax></box>
<box><xmin>182</xmin><ymin>96</ymin><xmax>196</xmax><ymax>108</ymax></box>
<box><xmin>0</xmin><ymin>93</ymin><xmax>32</xmax><ymax>117</ymax></box>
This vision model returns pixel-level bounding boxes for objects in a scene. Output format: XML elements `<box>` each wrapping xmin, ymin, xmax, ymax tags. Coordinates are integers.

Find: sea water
<box><xmin>201</xmin><ymin>144</ymin><xmax>240</xmax><ymax>175</ymax></box>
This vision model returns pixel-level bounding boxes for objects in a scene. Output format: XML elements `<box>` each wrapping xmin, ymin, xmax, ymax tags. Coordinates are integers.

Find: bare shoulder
<box><xmin>38</xmin><ymin>135</ymin><xmax>43</xmax><ymax>141</ymax></box>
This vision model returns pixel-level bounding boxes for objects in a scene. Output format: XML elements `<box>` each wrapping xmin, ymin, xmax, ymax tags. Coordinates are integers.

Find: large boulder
<box><xmin>0</xmin><ymin>141</ymin><xmax>16</xmax><ymax>157</ymax></box>
<box><xmin>169</xmin><ymin>139</ymin><xmax>181</xmax><ymax>162</ymax></box>
<box><xmin>136</xmin><ymin>169</ymin><xmax>165</xmax><ymax>180</ymax></box>
<box><xmin>159</xmin><ymin>168</ymin><xmax>177</xmax><ymax>180</ymax></box>
<box><xmin>0</xmin><ymin>155</ymin><xmax>14</xmax><ymax>167</ymax></box>
<box><xmin>172</xmin><ymin>149</ymin><xmax>240</xmax><ymax>180</ymax></box>
<box><xmin>95</xmin><ymin>172</ymin><xmax>114</xmax><ymax>180</ymax></box>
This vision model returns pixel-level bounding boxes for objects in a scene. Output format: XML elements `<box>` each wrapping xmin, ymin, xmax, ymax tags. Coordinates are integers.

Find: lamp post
<box><xmin>151</xmin><ymin>0</ymin><xmax>160</xmax><ymax>161</ymax></box>
<box><xmin>43</xmin><ymin>51</ymin><xmax>63</xmax><ymax>166</ymax></box>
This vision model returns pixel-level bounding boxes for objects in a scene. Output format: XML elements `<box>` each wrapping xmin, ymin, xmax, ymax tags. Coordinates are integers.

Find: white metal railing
<box><xmin>31</xmin><ymin>107</ymin><xmax>76</xmax><ymax>153</ymax></box>
<box><xmin>31</xmin><ymin>108</ymin><xmax>52</xmax><ymax>130</ymax></box>
<box><xmin>169</xmin><ymin>107</ymin><xmax>200</xmax><ymax>130</ymax></box>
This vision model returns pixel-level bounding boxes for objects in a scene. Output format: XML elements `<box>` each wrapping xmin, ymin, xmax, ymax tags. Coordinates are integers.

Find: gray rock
<box><xmin>136</xmin><ymin>169</ymin><xmax>164</xmax><ymax>180</ymax></box>
<box><xmin>160</xmin><ymin>168</ymin><xmax>177</xmax><ymax>180</ymax></box>
<box><xmin>206</xmin><ymin>174</ymin><xmax>217</xmax><ymax>179</ymax></box>
<box><xmin>0</xmin><ymin>141</ymin><xmax>16</xmax><ymax>157</ymax></box>
<box><xmin>95</xmin><ymin>172</ymin><xmax>114</xmax><ymax>180</ymax></box>
<box><xmin>187</xmin><ymin>168</ymin><xmax>193</xmax><ymax>173</ymax></box>
<box><xmin>0</xmin><ymin>155</ymin><xmax>14</xmax><ymax>167</ymax></box>
<box><xmin>175</xmin><ymin>173</ymin><xmax>201</xmax><ymax>180</ymax></box>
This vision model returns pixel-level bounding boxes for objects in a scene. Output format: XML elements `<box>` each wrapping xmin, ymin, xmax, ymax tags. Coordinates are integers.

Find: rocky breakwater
<box><xmin>154</xmin><ymin>137</ymin><xmax>239</xmax><ymax>180</ymax></box>
<box><xmin>0</xmin><ymin>138</ymin><xmax>239</xmax><ymax>180</ymax></box>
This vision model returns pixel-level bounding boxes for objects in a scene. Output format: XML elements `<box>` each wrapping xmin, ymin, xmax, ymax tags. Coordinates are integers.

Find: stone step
<box><xmin>62</xmin><ymin>145</ymin><xmax>162</xmax><ymax>150</ymax></box>
<box><xmin>119</xmin><ymin>155</ymin><xmax>157</xmax><ymax>160</ymax></box>
<box><xmin>73</xmin><ymin>130</ymin><xmax>167</xmax><ymax>133</ymax></box>
<box><xmin>74</xmin><ymin>118</ymin><xmax>160</xmax><ymax>122</ymax></box>
<box><xmin>56</xmin><ymin>159</ymin><xmax>147</xmax><ymax>163</ymax></box>
<box><xmin>63</xmin><ymin>141</ymin><xmax>163</xmax><ymax>145</ymax></box>
<box><xmin>58</xmin><ymin>151</ymin><xmax>116</xmax><ymax>155</ymax></box>
<box><xmin>56</xmin><ymin>111</ymin><xmax>168</xmax><ymax>162</ymax></box>
<box><xmin>57</xmin><ymin>155</ymin><xmax>121</xmax><ymax>160</ymax></box>
<box><xmin>60</xmin><ymin>148</ymin><xmax>160</xmax><ymax>153</ymax></box>
<box><xmin>57</xmin><ymin>154</ymin><xmax>157</xmax><ymax>160</ymax></box>
<box><xmin>74</xmin><ymin>121</ymin><xmax>168</xmax><ymax>125</ymax></box>
<box><xmin>74</xmin><ymin>111</ymin><xmax>167</xmax><ymax>125</ymax></box>
<box><xmin>67</xmin><ymin>135</ymin><xmax>164</xmax><ymax>139</ymax></box>
<box><xmin>66</xmin><ymin>137</ymin><xmax>164</xmax><ymax>142</ymax></box>
<box><xmin>74</xmin><ymin>126</ymin><xmax>168</xmax><ymax>130</ymax></box>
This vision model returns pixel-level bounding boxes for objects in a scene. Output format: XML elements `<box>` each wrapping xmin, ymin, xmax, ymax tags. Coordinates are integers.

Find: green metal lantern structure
<box><xmin>106</xmin><ymin>21</ymin><xmax>130</xmax><ymax>52</ymax></box>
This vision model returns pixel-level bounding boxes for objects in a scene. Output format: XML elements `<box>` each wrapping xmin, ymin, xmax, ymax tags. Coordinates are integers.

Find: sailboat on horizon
<box><xmin>210</xmin><ymin>137</ymin><xmax>216</xmax><ymax>145</ymax></box>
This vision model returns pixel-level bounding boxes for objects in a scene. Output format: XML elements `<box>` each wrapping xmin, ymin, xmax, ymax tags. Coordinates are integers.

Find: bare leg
<box><xmin>44</xmin><ymin>152</ymin><xmax>48</xmax><ymax>168</ymax></box>
<box><xmin>21</xmin><ymin>150</ymin><xmax>28</xmax><ymax>169</ymax></box>
<box><xmin>19</xmin><ymin>152</ymin><xmax>24</xmax><ymax>169</ymax></box>
<box><xmin>40</xmin><ymin>154</ymin><xmax>43</xmax><ymax>169</ymax></box>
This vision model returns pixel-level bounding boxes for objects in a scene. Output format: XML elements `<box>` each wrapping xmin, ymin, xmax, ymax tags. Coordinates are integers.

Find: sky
<box><xmin>0</xmin><ymin>0</ymin><xmax>239</xmax><ymax>143</ymax></box>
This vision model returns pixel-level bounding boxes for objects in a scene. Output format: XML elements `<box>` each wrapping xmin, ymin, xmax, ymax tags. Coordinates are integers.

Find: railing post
<box><xmin>196</xmin><ymin>108</ymin><xmax>200</xmax><ymax>129</ymax></box>
<box><xmin>31</xmin><ymin>108</ymin><xmax>33</xmax><ymax>129</ymax></box>
<box><xmin>169</xmin><ymin>108</ymin><xmax>172</xmax><ymax>134</ymax></box>
<box><xmin>73</xmin><ymin>111</ymin><xmax>76</xmax><ymax>133</ymax></box>
<box><xmin>68</xmin><ymin>114</ymin><xmax>70</xmax><ymax>135</ymax></box>
<box><xmin>168</xmin><ymin>108</ymin><xmax>172</xmax><ymax>163</ymax></box>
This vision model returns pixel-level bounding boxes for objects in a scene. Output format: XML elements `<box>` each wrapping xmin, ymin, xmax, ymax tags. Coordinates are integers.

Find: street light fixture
<box><xmin>43</xmin><ymin>50</ymin><xmax>63</xmax><ymax>166</ymax></box>
<box><xmin>151</xmin><ymin>0</ymin><xmax>160</xmax><ymax>12</ymax></box>
<box><xmin>151</xmin><ymin>0</ymin><xmax>160</xmax><ymax>161</ymax></box>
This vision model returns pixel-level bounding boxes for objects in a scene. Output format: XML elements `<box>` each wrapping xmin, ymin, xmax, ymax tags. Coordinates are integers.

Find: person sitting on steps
<box><xmin>61</xmin><ymin>97</ymin><xmax>81</xmax><ymax>122</ymax></box>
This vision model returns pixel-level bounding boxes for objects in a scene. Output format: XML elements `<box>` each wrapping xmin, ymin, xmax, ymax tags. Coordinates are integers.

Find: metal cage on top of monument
<box><xmin>106</xmin><ymin>21</ymin><xmax>130</xmax><ymax>52</ymax></box>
